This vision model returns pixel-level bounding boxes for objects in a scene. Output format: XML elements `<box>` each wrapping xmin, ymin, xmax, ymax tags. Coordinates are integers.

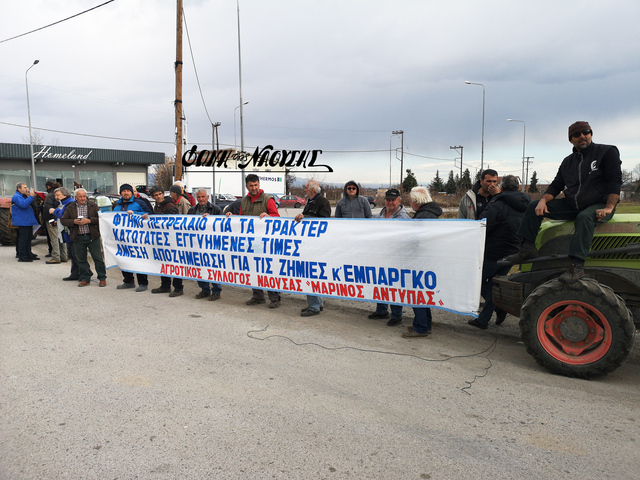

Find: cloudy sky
<box><xmin>2</xmin><ymin>0</ymin><xmax>639</xmax><ymax>188</ymax></box>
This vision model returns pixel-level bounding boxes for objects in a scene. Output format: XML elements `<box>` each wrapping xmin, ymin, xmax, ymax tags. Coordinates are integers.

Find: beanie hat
<box><xmin>119</xmin><ymin>183</ymin><xmax>133</xmax><ymax>194</ymax></box>
<box><xmin>568</xmin><ymin>121</ymin><xmax>591</xmax><ymax>139</ymax></box>
<box><xmin>169</xmin><ymin>185</ymin><xmax>182</xmax><ymax>196</ymax></box>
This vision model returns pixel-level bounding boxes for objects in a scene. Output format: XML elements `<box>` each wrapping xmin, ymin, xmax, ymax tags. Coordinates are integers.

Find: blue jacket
<box><xmin>113</xmin><ymin>197</ymin><xmax>146</xmax><ymax>214</ymax></box>
<box><xmin>51</xmin><ymin>196</ymin><xmax>76</xmax><ymax>219</ymax></box>
<box><xmin>11</xmin><ymin>191</ymin><xmax>39</xmax><ymax>226</ymax></box>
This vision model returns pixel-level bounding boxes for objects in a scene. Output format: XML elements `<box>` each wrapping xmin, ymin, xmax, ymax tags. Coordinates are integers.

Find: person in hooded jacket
<box><xmin>468</xmin><ymin>175</ymin><xmax>530</xmax><ymax>330</ymax></box>
<box><xmin>334</xmin><ymin>180</ymin><xmax>372</xmax><ymax>218</ymax></box>
<box><xmin>402</xmin><ymin>186</ymin><xmax>443</xmax><ymax>338</ymax></box>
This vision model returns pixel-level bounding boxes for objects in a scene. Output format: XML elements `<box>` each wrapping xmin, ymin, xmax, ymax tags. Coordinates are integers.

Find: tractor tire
<box><xmin>520</xmin><ymin>278</ymin><xmax>635</xmax><ymax>379</ymax></box>
<box><xmin>0</xmin><ymin>208</ymin><xmax>17</xmax><ymax>245</ymax></box>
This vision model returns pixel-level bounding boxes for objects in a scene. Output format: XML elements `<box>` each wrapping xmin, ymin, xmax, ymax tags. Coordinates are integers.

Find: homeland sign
<box><xmin>99</xmin><ymin>212</ymin><xmax>485</xmax><ymax>316</ymax></box>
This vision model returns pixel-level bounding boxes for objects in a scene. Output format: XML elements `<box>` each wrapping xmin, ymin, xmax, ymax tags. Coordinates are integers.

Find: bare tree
<box><xmin>153</xmin><ymin>156</ymin><xmax>175</xmax><ymax>191</ymax></box>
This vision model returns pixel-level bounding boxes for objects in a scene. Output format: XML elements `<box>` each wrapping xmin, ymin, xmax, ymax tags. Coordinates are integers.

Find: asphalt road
<box><xmin>1</xmin><ymin>236</ymin><xmax>639</xmax><ymax>480</ymax></box>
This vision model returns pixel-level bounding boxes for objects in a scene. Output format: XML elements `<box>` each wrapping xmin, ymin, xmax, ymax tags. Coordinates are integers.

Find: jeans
<box><xmin>197</xmin><ymin>281</ymin><xmax>222</xmax><ymax>295</ymax></box>
<box><xmin>476</xmin><ymin>259</ymin><xmax>511</xmax><ymax>327</ymax></box>
<box><xmin>517</xmin><ymin>198</ymin><xmax>614</xmax><ymax>261</ymax></box>
<box><xmin>412</xmin><ymin>307</ymin><xmax>432</xmax><ymax>333</ymax></box>
<box><xmin>161</xmin><ymin>276</ymin><xmax>183</xmax><ymax>290</ymax></box>
<box><xmin>74</xmin><ymin>234</ymin><xmax>106</xmax><ymax>282</ymax></box>
<box><xmin>375</xmin><ymin>303</ymin><xmax>403</xmax><ymax>320</ymax></box>
<box><xmin>17</xmin><ymin>226</ymin><xmax>33</xmax><ymax>260</ymax></box>
<box><xmin>123</xmin><ymin>271</ymin><xmax>148</xmax><ymax>286</ymax></box>
<box><xmin>252</xmin><ymin>289</ymin><xmax>281</xmax><ymax>303</ymax></box>
<box><xmin>67</xmin><ymin>242</ymin><xmax>82</xmax><ymax>278</ymax></box>
<box><xmin>306</xmin><ymin>295</ymin><xmax>324</xmax><ymax>312</ymax></box>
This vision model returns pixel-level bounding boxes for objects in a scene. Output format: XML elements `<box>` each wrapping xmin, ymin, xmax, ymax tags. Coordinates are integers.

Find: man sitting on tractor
<box><xmin>507</xmin><ymin>121</ymin><xmax>622</xmax><ymax>283</ymax></box>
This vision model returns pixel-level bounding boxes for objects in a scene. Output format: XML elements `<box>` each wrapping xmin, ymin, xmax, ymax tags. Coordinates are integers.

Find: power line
<box><xmin>0</xmin><ymin>121</ymin><xmax>174</xmax><ymax>145</ymax></box>
<box><xmin>0</xmin><ymin>1</ymin><xmax>115</xmax><ymax>44</ymax></box>
<box><xmin>183</xmin><ymin>8</ymin><xmax>213</xmax><ymax>125</ymax></box>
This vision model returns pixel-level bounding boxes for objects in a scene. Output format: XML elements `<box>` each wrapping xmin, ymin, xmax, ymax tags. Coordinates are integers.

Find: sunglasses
<box><xmin>571</xmin><ymin>130</ymin><xmax>592</xmax><ymax>139</ymax></box>
<box><xmin>346</xmin><ymin>186</ymin><xmax>357</xmax><ymax>190</ymax></box>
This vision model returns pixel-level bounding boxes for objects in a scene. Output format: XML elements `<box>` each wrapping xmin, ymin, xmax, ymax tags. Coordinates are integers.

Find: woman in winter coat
<box><xmin>402</xmin><ymin>186</ymin><xmax>443</xmax><ymax>338</ymax></box>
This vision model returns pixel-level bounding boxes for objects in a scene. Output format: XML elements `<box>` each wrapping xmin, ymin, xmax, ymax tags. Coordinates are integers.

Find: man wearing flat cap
<box><xmin>368</xmin><ymin>188</ymin><xmax>411</xmax><ymax>326</ymax></box>
<box><xmin>507</xmin><ymin>121</ymin><xmax>622</xmax><ymax>283</ymax></box>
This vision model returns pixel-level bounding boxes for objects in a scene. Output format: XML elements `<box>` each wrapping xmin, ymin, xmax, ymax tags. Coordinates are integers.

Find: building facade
<box><xmin>0</xmin><ymin>143</ymin><xmax>165</xmax><ymax>196</ymax></box>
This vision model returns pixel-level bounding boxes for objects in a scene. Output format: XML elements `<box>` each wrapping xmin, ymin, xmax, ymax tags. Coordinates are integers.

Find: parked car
<box><xmin>266</xmin><ymin>193</ymin><xmax>281</xmax><ymax>207</ymax></box>
<box><xmin>211</xmin><ymin>193</ymin><xmax>237</xmax><ymax>209</ymax></box>
<box><xmin>279</xmin><ymin>195</ymin><xmax>306</xmax><ymax>208</ymax></box>
<box><xmin>365</xmin><ymin>195</ymin><xmax>377</xmax><ymax>208</ymax></box>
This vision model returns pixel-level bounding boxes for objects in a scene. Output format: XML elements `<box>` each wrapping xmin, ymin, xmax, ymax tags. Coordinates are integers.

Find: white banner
<box><xmin>99</xmin><ymin>212</ymin><xmax>485</xmax><ymax>316</ymax></box>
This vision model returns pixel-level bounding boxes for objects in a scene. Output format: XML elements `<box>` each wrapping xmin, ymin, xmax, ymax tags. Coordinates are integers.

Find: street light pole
<box><xmin>234</xmin><ymin>102</ymin><xmax>249</xmax><ymax>159</ymax></box>
<box><xmin>464</xmin><ymin>81</ymin><xmax>485</xmax><ymax>173</ymax></box>
<box><xmin>507</xmin><ymin>119</ymin><xmax>526</xmax><ymax>192</ymax></box>
<box><xmin>392</xmin><ymin>130</ymin><xmax>404</xmax><ymax>188</ymax></box>
<box><xmin>26</xmin><ymin>59</ymin><xmax>39</xmax><ymax>190</ymax></box>
<box><xmin>236</xmin><ymin>0</ymin><xmax>246</xmax><ymax>196</ymax></box>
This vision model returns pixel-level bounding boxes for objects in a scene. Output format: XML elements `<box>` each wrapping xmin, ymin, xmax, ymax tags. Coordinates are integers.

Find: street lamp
<box><xmin>236</xmin><ymin>0</ymin><xmax>246</xmax><ymax>196</ymax></box>
<box><xmin>392</xmin><ymin>130</ymin><xmax>404</xmax><ymax>188</ymax></box>
<box><xmin>26</xmin><ymin>59</ymin><xmax>40</xmax><ymax>190</ymax></box>
<box><xmin>234</xmin><ymin>102</ymin><xmax>249</xmax><ymax>156</ymax></box>
<box><xmin>465</xmin><ymin>81</ymin><xmax>485</xmax><ymax>173</ymax></box>
<box><xmin>507</xmin><ymin>119</ymin><xmax>526</xmax><ymax>192</ymax></box>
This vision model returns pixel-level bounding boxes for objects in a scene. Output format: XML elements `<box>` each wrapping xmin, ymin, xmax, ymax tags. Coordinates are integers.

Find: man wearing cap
<box><xmin>334</xmin><ymin>180</ymin><xmax>372</xmax><ymax>218</ymax></box>
<box><xmin>60</xmin><ymin>188</ymin><xmax>107</xmax><ymax>287</ymax></box>
<box><xmin>169</xmin><ymin>185</ymin><xmax>190</xmax><ymax>214</ymax></box>
<box><xmin>368</xmin><ymin>188</ymin><xmax>411</xmax><ymax>326</ymax></box>
<box><xmin>507</xmin><ymin>121</ymin><xmax>622</xmax><ymax>283</ymax></box>
<box><xmin>113</xmin><ymin>184</ymin><xmax>149</xmax><ymax>291</ymax></box>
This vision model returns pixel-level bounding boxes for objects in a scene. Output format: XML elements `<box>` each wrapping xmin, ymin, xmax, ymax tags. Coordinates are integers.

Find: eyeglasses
<box><xmin>346</xmin><ymin>187</ymin><xmax>357</xmax><ymax>190</ymax></box>
<box><xmin>571</xmin><ymin>130</ymin><xmax>592</xmax><ymax>139</ymax></box>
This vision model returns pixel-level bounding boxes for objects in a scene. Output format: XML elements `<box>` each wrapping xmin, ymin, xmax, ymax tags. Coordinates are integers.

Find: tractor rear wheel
<box><xmin>520</xmin><ymin>278</ymin><xmax>635</xmax><ymax>378</ymax></box>
<box><xmin>0</xmin><ymin>208</ymin><xmax>17</xmax><ymax>245</ymax></box>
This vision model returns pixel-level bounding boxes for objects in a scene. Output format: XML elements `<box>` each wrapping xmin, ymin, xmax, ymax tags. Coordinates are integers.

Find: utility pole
<box><xmin>392</xmin><ymin>130</ymin><xmax>404</xmax><ymax>188</ymax></box>
<box><xmin>174</xmin><ymin>0</ymin><xmax>184</xmax><ymax>182</ymax></box>
<box><xmin>450</xmin><ymin>145</ymin><xmax>463</xmax><ymax>192</ymax></box>
<box><xmin>524</xmin><ymin>156</ymin><xmax>534</xmax><ymax>192</ymax></box>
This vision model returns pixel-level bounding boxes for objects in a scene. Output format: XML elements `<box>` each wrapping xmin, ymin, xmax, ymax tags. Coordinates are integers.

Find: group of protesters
<box><xmin>11</xmin><ymin>121</ymin><xmax>622</xmax><ymax>340</ymax></box>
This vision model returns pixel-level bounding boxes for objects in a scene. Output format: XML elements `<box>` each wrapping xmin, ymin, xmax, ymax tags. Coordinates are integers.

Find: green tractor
<box><xmin>492</xmin><ymin>213</ymin><xmax>640</xmax><ymax>378</ymax></box>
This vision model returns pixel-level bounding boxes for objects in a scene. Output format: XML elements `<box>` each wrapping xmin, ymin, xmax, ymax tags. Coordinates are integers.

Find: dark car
<box><xmin>365</xmin><ymin>195</ymin><xmax>377</xmax><ymax>208</ymax></box>
<box><xmin>279</xmin><ymin>195</ymin><xmax>306</xmax><ymax>208</ymax></box>
<box><xmin>211</xmin><ymin>193</ymin><xmax>237</xmax><ymax>209</ymax></box>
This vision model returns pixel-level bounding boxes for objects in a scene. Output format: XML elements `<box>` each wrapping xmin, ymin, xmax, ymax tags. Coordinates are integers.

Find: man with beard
<box><xmin>507</xmin><ymin>122</ymin><xmax>622</xmax><ymax>283</ymax></box>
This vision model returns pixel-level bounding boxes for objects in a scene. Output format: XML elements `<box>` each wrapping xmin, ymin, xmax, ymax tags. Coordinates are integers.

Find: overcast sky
<box><xmin>2</xmin><ymin>0</ymin><xmax>639</xmax><ymax>188</ymax></box>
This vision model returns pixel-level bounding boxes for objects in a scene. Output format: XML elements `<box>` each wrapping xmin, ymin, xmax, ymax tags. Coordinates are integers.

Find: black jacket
<box><xmin>188</xmin><ymin>201</ymin><xmax>222</xmax><ymax>216</ymax></box>
<box><xmin>302</xmin><ymin>193</ymin><xmax>331</xmax><ymax>218</ymax></box>
<box><xmin>413</xmin><ymin>202</ymin><xmax>442</xmax><ymax>219</ymax></box>
<box><xmin>545</xmin><ymin>142</ymin><xmax>622</xmax><ymax>211</ymax></box>
<box><xmin>481</xmin><ymin>190</ymin><xmax>530</xmax><ymax>261</ymax></box>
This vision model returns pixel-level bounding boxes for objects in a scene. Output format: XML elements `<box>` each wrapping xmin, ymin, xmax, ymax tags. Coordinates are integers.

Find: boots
<box><xmin>505</xmin><ymin>243</ymin><xmax>539</xmax><ymax>264</ymax></box>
